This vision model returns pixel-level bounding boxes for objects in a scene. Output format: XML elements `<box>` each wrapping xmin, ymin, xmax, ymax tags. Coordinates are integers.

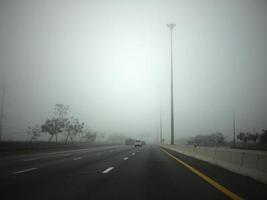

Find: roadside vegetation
<box><xmin>27</xmin><ymin>104</ymin><xmax>98</xmax><ymax>144</ymax></box>
<box><xmin>182</xmin><ymin>130</ymin><xmax>267</xmax><ymax>150</ymax></box>
<box><xmin>187</xmin><ymin>132</ymin><xmax>225</xmax><ymax>147</ymax></box>
<box><xmin>25</xmin><ymin>104</ymin><xmax>132</xmax><ymax>145</ymax></box>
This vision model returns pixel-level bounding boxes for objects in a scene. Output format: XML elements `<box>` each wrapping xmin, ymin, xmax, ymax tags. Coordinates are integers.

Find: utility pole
<box><xmin>232</xmin><ymin>110</ymin><xmax>236</xmax><ymax>147</ymax></box>
<box><xmin>167</xmin><ymin>23</ymin><xmax>176</xmax><ymax>145</ymax></box>
<box><xmin>160</xmin><ymin>103</ymin><xmax>162</xmax><ymax>144</ymax></box>
<box><xmin>0</xmin><ymin>82</ymin><xmax>5</xmax><ymax>141</ymax></box>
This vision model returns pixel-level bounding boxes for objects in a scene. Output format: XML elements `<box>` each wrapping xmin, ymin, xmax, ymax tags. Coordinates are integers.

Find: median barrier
<box><xmin>258</xmin><ymin>153</ymin><xmax>267</xmax><ymax>172</ymax></box>
<box><xmin>161</xmin><ymin>144</ymin><xmax>267</xmax><ymax>184</ymax></box>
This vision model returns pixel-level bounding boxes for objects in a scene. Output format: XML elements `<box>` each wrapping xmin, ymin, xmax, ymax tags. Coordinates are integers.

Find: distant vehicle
<box><xmin>134</xmin><ymin>140</ymin><xmax>142</xmax><ymax>147</ymax></box>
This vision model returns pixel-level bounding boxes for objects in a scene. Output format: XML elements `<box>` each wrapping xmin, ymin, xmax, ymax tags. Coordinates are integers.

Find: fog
<box><xmin>0</xmin><ymin>0</ymin><xmax>267</xmax><ymax>142</ymax></box>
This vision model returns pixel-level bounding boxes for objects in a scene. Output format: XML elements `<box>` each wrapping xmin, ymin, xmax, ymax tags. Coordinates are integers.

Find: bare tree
<box><xmin>64</xmin><ymin>117</ymin><xmax>84</xmax><ymax>143</ymax></box>
<box><xmin>83</xmin><ymin>130</ymin><xmax>97</xmax><ymax>143</ymax></box>
<box><xmin>41</xmin><ymin>118</ymin><xmax>65</xmax><ymax>142</ymax></box>
<box><xmin>27</xmin><ymin>125</ymin><xmax>41</xmax><ymax>142</ymax></box>
<box><xmin>41</xmin><ymin>104</ymin><xmax>69</xmax><ymax>142</ymax></box>
<box><xmin>54</xmin><ymin>104</ymin><xmax>69</xmax><ymax>119</ymax></box>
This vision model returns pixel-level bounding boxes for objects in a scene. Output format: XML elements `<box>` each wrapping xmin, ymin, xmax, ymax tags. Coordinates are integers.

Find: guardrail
<box><xmin>161</xmin><ymin>144</ymin><xmax>267</xmax><ymax>184</ymax></box>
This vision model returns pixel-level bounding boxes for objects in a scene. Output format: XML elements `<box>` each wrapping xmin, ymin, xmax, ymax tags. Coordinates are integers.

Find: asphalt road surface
<box><xmin>0</xmin><ymin>145</ymin><xmax>266</xmax><ymax>200</ymax></box>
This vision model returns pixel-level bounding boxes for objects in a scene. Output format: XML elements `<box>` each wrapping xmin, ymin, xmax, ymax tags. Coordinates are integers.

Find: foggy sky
<box><xmin>0</xmin><ymin>0</ymin><xmax>267</xmax><ymax>142</ymax></box>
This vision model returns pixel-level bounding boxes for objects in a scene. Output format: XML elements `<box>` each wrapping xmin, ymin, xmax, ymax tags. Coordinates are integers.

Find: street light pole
<box><xmin>0</xmin><ymin>82</ymin><xmax>5</xmax><ymax>141</ymax></box>
<box><xmin>233</xmin><ymin>110</ymin><xmax>236</xmax><ymax>147</ymax></box>
<box><xmin>167</xmin><ymin>23</ymin><xmax>176</xmax><ymax>145</ymax></box>
<box><xmin>160</xmin><ymin>102</ymin><xmax>162</xmax><ymax>144</ymax></box>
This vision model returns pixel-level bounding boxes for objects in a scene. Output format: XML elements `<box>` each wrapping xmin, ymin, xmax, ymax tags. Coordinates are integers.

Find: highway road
<box><xmin>0</xmin><ymin>145</ymin><xmax>266</xmax><ymax>200</ymax></box>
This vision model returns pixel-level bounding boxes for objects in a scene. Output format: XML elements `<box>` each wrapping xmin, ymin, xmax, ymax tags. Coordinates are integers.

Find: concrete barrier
<box><xmin>161</xmin><ymin>144</ymin><xmax>267</xmax><ymax>184</ymax></box>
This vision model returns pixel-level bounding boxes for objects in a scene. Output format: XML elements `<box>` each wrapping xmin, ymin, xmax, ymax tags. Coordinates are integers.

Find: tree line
<box><xmin>237</xmin><ymin>130</ymin><xmax>267</xmax><ymax>144</ymax></box>
<box><xmin>187</xmin><ymin>132</ymin><xmax>225</xmax><ymax>147</ymax></box>
<box><xmin>186</xmin><ymin>130</ymin><xmax>267</xmax><ymax>148</ymax></box>
<box><xmin>27</xmin><ymin>104</ymin><xmax>100</xmax><ymax>143</ymax></box>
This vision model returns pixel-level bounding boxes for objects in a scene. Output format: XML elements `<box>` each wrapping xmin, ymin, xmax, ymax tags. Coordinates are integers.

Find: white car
<box><xmin>134</xmin><ymin>140</ymin><xmax>142</xmax><ymax>147</ymax></box>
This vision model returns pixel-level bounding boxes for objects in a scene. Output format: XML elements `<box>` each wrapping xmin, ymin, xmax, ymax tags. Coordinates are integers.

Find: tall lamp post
<box><xmin>233</xmin><ymin>110</ymin><xmax>236</xmax><ymax>147</ymax></box>
<box><xmin>160</xmin><ymin>102</ymin><xmax>162</xmax><ymax>144</ymax></box>
<box><xmin>0</xmin><ymin>83</ymin><xmax>5</xmax><ymax>141</ymax></box>
<box><xmin>167</xmin><ymin>23</ymin><xmax>176</xmax><ymax>145</ymax></box>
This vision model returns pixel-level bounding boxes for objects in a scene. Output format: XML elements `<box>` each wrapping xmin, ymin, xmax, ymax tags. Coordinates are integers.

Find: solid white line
<box><xmin>102</xmin><ymin>167</ymin><xmax>114</xmax><ymax>174</ymax></box>
<box><xmin>13</xmin><ymin>168</ymin><xmax>38</xmax><ymax>175</ymax></box>
<box><xmin>73</xmin><ymin>157</ymin><xmax>82</xmax><ymax>161</ymax></box>
<box><xmin>123</xmin><ymin>157</ymin><xmax>129</xmax><ymax>160</ymax></box>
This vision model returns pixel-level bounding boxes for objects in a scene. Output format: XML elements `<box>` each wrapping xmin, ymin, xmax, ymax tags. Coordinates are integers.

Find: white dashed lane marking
<box><xmin>73</xmin><ymin>157</ymin><xmax>82</xmax><ymax>161</ymax></box>
<box><xmin>13</xmin><ymin>168</ymin><xmax>38</xmax><ymax>175</ymax></box>
<box><xmin>102</xmin><ymin>167</ymin><xmax>114</xmax><ymax>174</ymax></box>
<box><xmin>123</xmin><ymin>157</ymin><xmax>129</xmax><ymax>160</ymax></box>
